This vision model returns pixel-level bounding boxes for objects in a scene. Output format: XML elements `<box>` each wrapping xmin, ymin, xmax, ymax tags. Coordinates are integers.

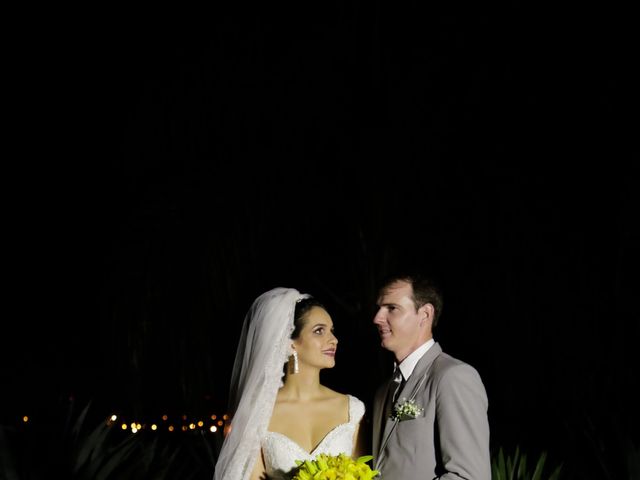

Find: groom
<box><xmin>371</xmin><ymin>272</ymin><xmax>491</xmax><ymax>480</ymax></box>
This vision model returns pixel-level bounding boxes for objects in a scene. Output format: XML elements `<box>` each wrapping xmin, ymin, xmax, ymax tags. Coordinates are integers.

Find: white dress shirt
<box><xmin>396</xmin><ymin>338</ymin><xmax>435</xmax><ymax>381</ymax></box>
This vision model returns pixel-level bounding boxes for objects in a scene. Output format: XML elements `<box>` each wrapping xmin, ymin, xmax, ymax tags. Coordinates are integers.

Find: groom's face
<box><xmin>374</xmin><ymin>280</ymin><xmax>430</xmax><ymax>363</ymax></box>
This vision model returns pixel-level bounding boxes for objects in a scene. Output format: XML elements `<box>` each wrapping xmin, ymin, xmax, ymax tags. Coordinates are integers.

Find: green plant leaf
<box><xmin>531</xmin><ymin>450</ymin><xmax>547</xmax><ymax>480</ymax></box>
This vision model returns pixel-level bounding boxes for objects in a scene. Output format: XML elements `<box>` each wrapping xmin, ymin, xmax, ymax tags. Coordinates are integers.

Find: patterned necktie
<box><xmin>392</xmin><ymin>369</ymin><xmax>405</xmax><ymax>403</ymax></box>
<box><xmin>385</xmin><ymin>367</ymin><xmax>404</xmax><ymax>419</ymax></box>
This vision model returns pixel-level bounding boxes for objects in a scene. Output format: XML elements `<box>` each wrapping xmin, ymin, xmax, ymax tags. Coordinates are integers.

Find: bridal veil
<box><xmin>214</xmin><ymin>287</ymin><xmax>309</xmax><ymax>480</ymax></box>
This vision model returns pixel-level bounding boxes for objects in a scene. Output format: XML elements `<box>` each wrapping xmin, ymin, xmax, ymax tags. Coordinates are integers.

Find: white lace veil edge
<box><xmin>213</xmin><ymin>287</ymin><xmax>310</xmax><ymax>480</ymax></box>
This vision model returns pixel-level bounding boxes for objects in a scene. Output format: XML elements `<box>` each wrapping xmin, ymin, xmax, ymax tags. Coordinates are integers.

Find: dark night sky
<box><xmin>5</xmin><ymin>2</ymin><xmax>638</xmax><ymax>473</ymax></box>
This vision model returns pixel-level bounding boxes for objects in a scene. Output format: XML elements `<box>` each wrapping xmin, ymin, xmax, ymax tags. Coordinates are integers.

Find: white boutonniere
<box><xmin>391</xmin><ymin>397</ymin><xmax>424</xmax><ymax>421</ymax></box>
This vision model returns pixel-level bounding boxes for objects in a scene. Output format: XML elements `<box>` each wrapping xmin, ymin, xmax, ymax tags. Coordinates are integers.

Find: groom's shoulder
<box><xmin>432</xmin><ymin>351</ymin><xmax>482</xmax><ymax>381</ymax></box>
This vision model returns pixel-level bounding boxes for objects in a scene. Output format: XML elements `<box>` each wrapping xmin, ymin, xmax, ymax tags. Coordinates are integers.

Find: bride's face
<box><xmin>293</xmin><ymin>306</ymin><xmax>338</xmax><ymax>371</ymax></box>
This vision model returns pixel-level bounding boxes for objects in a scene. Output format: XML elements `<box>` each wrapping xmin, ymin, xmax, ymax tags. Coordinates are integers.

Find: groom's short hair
<box><xmin>379</xmin><ymin>271</ymin><xmax>444</xmax><ymax>327</ymax></box>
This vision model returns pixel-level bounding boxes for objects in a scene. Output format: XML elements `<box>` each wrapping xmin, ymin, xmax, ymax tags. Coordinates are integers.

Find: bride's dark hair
<box><xmin>291</xmin><ymin>297</ymin><xmax>325</xmax><ymax>339</ymax></box>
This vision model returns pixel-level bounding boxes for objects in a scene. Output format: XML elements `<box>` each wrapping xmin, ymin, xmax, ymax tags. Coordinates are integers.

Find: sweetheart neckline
<box><xmin>265</xmin><ymin>423</ymin><xmax>352</xmax><ymax>456</ymax></box>
<box><xmin>265</xmin><ymin>394</ymin><xmax>355</xmax><ymax>456</ymax></box>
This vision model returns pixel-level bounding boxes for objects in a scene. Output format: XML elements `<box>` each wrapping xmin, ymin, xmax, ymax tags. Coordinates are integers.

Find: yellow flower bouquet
<box><xmin>291</xmin><ymin>453</ymin><xmax>380</xmax><ymax>480</ymax></box>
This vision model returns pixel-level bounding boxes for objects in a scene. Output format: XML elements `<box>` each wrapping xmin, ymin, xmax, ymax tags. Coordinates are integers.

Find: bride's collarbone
<box><xmin>268</xmin><ymin>396</ymin><xmax>350</xmax><ymax>450</ymax></box>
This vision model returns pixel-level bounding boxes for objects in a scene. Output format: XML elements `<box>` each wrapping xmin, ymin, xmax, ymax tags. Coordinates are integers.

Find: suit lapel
<box><xmin>376</xmin><ymin>342</ymin><xmax>442</xmax><ymax>466</ymax></box>
<box><xmin>398</xmin><ymin>342</ymin><xmax>441</xmax><ymax>403</ymax></box>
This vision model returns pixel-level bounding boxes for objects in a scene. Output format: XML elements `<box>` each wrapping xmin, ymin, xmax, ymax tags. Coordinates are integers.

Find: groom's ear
<box><xmin>419</xmin><ymin>303</ymin><xmax>435</xmax><ymax>329</ymax></box>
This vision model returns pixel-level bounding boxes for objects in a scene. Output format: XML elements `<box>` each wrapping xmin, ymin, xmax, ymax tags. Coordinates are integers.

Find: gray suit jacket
<box><xmin>372</xmin><ymin>342</ymin><xmax>491</xmax><ymax>480</ymax></box>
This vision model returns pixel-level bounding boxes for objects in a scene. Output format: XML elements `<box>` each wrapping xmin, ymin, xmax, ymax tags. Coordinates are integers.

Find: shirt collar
<box><xmin>396</xmin><ymin>338</ymin><xmax>435</xmax><ymax>380</ymax></box>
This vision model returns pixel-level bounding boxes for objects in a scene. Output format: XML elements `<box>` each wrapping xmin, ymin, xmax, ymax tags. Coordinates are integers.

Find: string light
<box><xmin>104</xmin><ymin>411</ymin><xmax>230</xmax><ymax>435</ymax></box>
<box><xmin>17</xmin><ymin>410</ymin><xmax>229</xmax><ymax>436</ymax></box>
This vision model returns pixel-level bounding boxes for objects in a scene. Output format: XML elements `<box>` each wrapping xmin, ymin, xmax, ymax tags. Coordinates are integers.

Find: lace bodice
<box><xmin>261</xmin><ymin>394</ymin><xmax>365</xmax><ymax>480</ymax></box>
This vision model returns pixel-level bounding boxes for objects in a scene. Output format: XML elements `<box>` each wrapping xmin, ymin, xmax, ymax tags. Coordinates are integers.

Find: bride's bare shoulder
<box><xmin>320</xmin><ymin>386</ymin><xmax>350</xmax><ymax>402</ymax></box>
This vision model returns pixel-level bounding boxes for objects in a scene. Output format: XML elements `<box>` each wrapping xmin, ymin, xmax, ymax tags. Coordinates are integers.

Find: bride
<box><xmin>214</xmin><ymin>287</ymin><xmax>366</xmax><ymax>480</ymax></box>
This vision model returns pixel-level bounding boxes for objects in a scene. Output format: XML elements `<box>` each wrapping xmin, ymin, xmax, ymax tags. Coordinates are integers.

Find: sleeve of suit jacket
<box><xmin>435</xmin><ymin>363</ymin><xmax>491</xmax><ymax>480</ymax></box>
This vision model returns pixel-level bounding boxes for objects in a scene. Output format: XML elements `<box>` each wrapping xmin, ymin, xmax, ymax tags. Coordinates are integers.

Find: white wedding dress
<box><xmin>261</xmin><ymin>395</ymin><xmax>365</xmax><ymax>479</ymax></box>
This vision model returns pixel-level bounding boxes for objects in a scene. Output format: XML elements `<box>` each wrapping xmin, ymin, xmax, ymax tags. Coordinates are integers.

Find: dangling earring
<box><xmin>292</xmin><ymin>350</ymin><xmax>299</xmax><ymax>374</ymax></box>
